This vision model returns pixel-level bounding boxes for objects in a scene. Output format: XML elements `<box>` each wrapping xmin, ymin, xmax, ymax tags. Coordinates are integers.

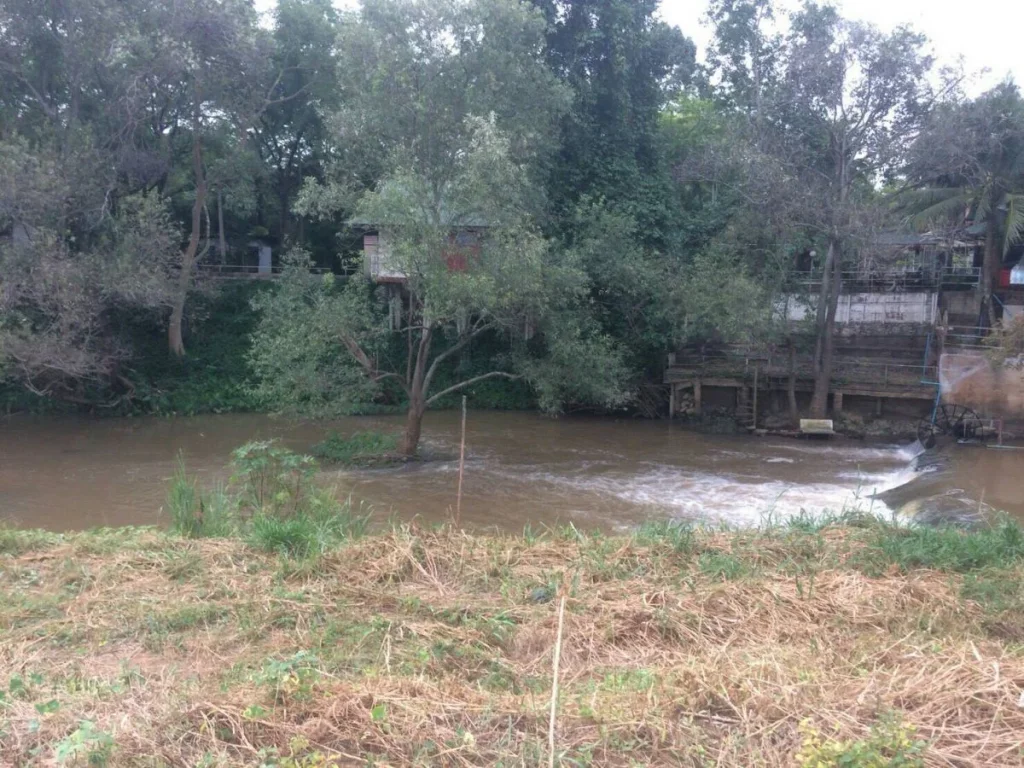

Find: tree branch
<box><xmin>422</xmin><ymin>322</ymin><xmax>495</xmax><ymax>393</ymax></box>
<box><xmin>426</xmin><ymin>371</ymin><xmax>522</xmax><ymax>406</ymax></box>
<box><xmin>339</xmin><ymin>332</ymin><xmax>410</xmax><ymax>395</ymax></box>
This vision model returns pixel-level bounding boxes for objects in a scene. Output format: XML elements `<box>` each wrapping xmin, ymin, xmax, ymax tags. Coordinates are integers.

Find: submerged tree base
<box><xmin>2</xmin><ymin>519</ymin><xmax>1024</xmax><ymax>766</ymax></box>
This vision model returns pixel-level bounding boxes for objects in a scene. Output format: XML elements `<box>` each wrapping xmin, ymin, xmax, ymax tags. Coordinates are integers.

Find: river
<box><xmin>1</xmin><ymin>412</ymin><xmax>1021</xmax><ymax>531</ymax></box>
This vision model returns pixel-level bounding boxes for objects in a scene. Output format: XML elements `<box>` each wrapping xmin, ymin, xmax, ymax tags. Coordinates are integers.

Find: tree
<box><xmin>531</xmin><ymin>0</ymin><xmax>696</xmax><ymax>245</ymax></box>
<box><xmin>0</xmin><ymin>139</ymin><xmax>181</xmax><ymax>399</ymax></box>
<box><xmin>251</xmin><ymin>0</ymin><xmax>630</xmax><ymax>455</ymax></box>
<box><xmin>254</xmin><ymin>121</ymin><xmax>629</xmax><ymax>455</ymax></box>
<box><xmin>901</xmin><ymin>81</ymin><xmax>1024</xmax><ymax>327</ymax></box>
<box><xmin>705</xmin><ymin>1</ymin><xmax>933</xmax><ymax>418</ymax></box>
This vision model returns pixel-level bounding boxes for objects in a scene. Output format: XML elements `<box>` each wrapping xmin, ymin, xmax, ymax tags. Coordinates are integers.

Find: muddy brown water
<box><xmin>1</xmin><ymin>412</ymin><xmax>1021</xmax><ymax>531</ymax></box>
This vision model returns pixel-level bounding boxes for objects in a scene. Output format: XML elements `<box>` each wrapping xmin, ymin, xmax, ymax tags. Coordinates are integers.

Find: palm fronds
<box><xmin>1002</xmin><ymin>193</ymin><xmax>1024</xmax><ymax>254</ymax></box>
<box><xmin>897</xmin><ymin>187</ymin><xmax>969</xmax><ymax>231</ymax></box>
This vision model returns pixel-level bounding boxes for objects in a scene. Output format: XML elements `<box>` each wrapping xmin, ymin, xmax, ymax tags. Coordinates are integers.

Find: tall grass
<box><xmin>166</xmin><ymin>456</ymin><xmax>233</xmax><ymax>538</ymax></box>
<box><xmin>858</xmin><ymin>514</ymin><xmax>1024</xmax><ymax>574</ymax></box>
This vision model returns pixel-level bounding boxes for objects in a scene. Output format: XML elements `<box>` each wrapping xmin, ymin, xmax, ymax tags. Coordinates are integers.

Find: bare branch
<box><xmin>426</xmin><ymin>371</ymin><xmax>522</xmax><ymax>406</ymax></box>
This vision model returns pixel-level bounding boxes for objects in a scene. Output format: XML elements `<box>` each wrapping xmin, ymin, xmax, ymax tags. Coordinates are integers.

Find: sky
<box><xmin>659</xmin><ymin>0</ymin><xmax>1022</xmax><ymax>95</ymax></box>
<box><xmin>255</xmin><ymin>0</ymin><xmax>1023</xmax><ymax>95</ymax></box>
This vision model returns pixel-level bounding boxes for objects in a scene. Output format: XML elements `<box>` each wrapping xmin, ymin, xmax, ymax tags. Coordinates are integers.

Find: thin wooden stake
<box><xmin>548</xmin><ymin>594</ymin><xmax>567</xmax><ymax>768</ymax></box>
<box><xmin>455</xmin><ymin>395</ymin><xmax>467</xmax><ymax>528</ymax></box>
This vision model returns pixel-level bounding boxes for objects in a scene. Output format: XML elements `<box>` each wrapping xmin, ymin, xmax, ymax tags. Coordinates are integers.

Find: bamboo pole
<box><xmin>548</xmin><ymin>594</ymin><xmax>567</xmax><ymax>768</ymax></box>
<box><xmin>455</xmin><ymin>395</ymin><xmax>466</xmax><ymax>528</ymax></box>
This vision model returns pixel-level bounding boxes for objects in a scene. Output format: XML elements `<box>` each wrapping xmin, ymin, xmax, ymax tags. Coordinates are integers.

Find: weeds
<box><xmin>310</xmin><ymin>431</ymin><xmax>400</xmax><ymax>466</ymax></box>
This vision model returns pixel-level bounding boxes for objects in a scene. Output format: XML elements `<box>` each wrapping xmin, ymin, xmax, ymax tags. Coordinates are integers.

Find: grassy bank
<box><xmin>2</xmin><ymin>516</ymin><xmax>1024</xmax><ymax>766</ymax></box>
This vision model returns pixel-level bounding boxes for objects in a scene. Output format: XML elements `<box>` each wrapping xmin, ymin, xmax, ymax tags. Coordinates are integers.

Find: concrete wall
<box><xmin>942</xmin><ymin>290</ymin><xmax>982</xmax><ymax>320</ymax></box>
<box><xmin>783</xmin><ymin>292</ymin><xmax>938</xmax><ymax>325</ymax></box>
<box><xmin>940</xmin><ymin>351</ymin><xmax>1024</xmax><ymax>417</ymax></box>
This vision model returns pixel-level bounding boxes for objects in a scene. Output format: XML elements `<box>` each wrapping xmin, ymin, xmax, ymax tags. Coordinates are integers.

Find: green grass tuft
<box><xmin>635</xmin><ymin>519</ymin><xmax>696</xmax><ymax>554</ymax></box>
<box><xmin>310</xmin><ymin>430</ymin><xmax>400</xmax><ymax>466</ymax></box>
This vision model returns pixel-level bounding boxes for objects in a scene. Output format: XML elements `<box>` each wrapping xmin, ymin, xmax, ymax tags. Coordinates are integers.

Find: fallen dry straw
<box><xmin>1</xmin><ymin>524</ymin><xmax>1023</xmax><ymax>766</ymax></box>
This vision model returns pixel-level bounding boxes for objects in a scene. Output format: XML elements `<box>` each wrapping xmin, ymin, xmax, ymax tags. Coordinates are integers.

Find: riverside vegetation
<box><xmin>2</xmin><ymin>443</ymin><xmax>1024</xmax><ymax>766</ymax></box>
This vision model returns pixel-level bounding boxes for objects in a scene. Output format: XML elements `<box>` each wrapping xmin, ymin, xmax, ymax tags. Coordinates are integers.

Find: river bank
<box><xmin>3</xmin><ymin>519</ymin><xmax>1024</xmax><ymax>766</ymax></box>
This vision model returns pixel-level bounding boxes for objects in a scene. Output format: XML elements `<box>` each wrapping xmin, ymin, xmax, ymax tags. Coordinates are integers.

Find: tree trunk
<box><xmin>399</xmin><ymin>396</ymin><xmax>425</xmax><ymax>457</ymax></box>
<box><xmin>168</xmin><ymin>290</ymin><xmax>188</xmax><ymax>358</ymax></box>
<box><xmin>982</xmin><ymin>220</ymin><xmax>999</xmax><ymax>328</ymax></box>
<box><xmin>809</xmin><ymin>240</ymin><xmax>842</xmax><ymax>418</ymax></box>
<box><xmin>217</xmin><ymin>189</ymin><xmax>227</xmax><ymax>264</ymax></box>
<box><xmin>169</xmin><ymin>125</ymin><xmax>207</xmax><ymax>358</ymax></box>
<box><xmin>787</xmin><ymin>339</ymin><xmax>799</xmax><ymax>426</ymax></box>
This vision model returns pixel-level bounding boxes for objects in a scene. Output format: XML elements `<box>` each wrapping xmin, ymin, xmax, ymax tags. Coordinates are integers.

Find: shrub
<box><xmin>230</xmin><ymin>440</ymin><xmax>317</xmax><ymax>514</ymax></box>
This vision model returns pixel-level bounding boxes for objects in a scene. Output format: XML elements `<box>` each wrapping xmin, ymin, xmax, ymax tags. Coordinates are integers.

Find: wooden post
<box><xmin>752</xmin><ymin>365</ymin><xmax>759</xmax><ymax>430</ymax></box>
<box><xmin>694</xmin><ymin>379</ymin><xmax>702</xmax><ymax>414</ymax></box>
<box><xmin>669</xmin><ymin>384</ymin><xmax>676</xmax><ymax>420</ymax></box>
<box><xmin>834</xmin><ymin>390</ymin><xmax>843</xmax><ymax>414</ymax></box>
<box><xmin>876</xmin><ymin>397</ymin><xmax>883</xmax><ymax>417</ymax></box>
<box><xmin>548</xmin><ymin>594</ymin><xmax>567</xmax><ymax>768</ymax></box>
<box><xmin>456</xmin><ymin>395</ymin><xmax>466</xmax><ymax>528</ymax></box>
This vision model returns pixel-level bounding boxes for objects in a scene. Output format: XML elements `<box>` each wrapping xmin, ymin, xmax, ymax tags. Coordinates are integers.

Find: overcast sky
<box><xmin>256</xmin><ymin>0</ymin><xmax>1022</xmax><ymax>95</ymax></box>
<box><xmin>659</xmin><ymin>0</ymin><xmax>1021</xmax><ymax>95</ymax></box>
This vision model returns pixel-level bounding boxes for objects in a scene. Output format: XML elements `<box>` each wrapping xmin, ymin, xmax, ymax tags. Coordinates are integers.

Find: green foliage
<box><xmin>796</xmin><ymin>714</ymin><xmax>927</xmax><ymax>767</ymax></box>
<box><xmin>166</xmin><ymin>443</ymin><xmax>371</xmax><ymax>557</ymax></box>
<box><xmin>127</xmin><ymin>283</ymin><xmax>269</xmax><ymax>416</ymax></box>
<box><xmin>254</xmin><ymin>651</ymin><xmax>321</xmax><ymax>703</ymax></box>
<box><xmin>985</xmin><ymin>315</ymin><xmax>1024</xmax><ymax>368</ymax></box>
<box><xmin>534</xmin><ymin>0</ymin><xmax>696</xmax><ymax>245</ymax></box>
<box><xmin>961</xmin><ymin>570</ymin><xmax>1024</xmax><ymax>613</ymax></box>
<box><xmin>230</xmin><ymin>440</ymin><xmax>318</xmax><ymax>513</ymax></box>
<box><xmin>54</xmin><ymin>720</ymin><xmax>115</xmax><ymax>767</ymax></box>
<box><xmin>698</xmin><ymin>551</ymin><xmax>751</xmax><ymax>581</ymax></box>
<box><xmin>311</xmin><ymin>431</ymin><xmax>399</xmax><ymax>465</ymax></box>
<box><xmin>635</xmin><ymin>519</ymin><xmax>696</xmax><ymax>554</ymax></box>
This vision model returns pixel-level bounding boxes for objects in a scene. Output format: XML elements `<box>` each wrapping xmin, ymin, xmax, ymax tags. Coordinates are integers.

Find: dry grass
<box><xmin>2</xmin><ymin>523</ymin><xmax>1024</xmax><ymax>766</ymax></box>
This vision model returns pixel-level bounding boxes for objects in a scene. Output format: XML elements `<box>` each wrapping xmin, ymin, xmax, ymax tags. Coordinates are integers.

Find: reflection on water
<box><xmin>1</xmin><ymin>411</ymin><xmax>1021</xmax><ymax>531</ymax></box>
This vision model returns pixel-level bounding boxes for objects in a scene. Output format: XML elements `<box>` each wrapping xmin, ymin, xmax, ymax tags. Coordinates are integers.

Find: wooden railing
<box><xmin>666</xmin><ymin>343</ymin><xmax>936</xmax><ymax>389</ymax></box>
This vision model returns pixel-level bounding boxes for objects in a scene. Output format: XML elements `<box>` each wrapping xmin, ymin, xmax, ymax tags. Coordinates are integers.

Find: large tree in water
<box><xmin>250</xmin><ymin>0</ymin><xmax>631</xmax><ymax>456</ymax></box>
